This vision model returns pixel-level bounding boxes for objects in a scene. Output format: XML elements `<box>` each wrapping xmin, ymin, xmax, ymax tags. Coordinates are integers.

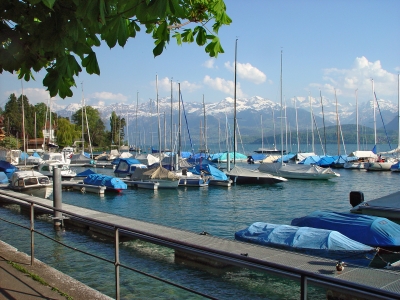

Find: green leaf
<box><xmin>181</xmin><ymin>29</ymin><xmax>194</xmax><ymax>43</ymax></box>
<box><xmin>82</xmin><ymin>52</ymin><xmax>100</xmax><ymax>75</ymax></box>
<box><xmin>153</xmin><ymin>40</ymin><xmax>165</xmax><ymax>57</ymax></box>
<box><xmin>172</xmin><ymin>32</ymin><xmax>182</xmax><ymax>45</ymax></box>
<box><xmin>99</xmin><ymin>0</ymin><xmax>106</xmax><ymax>24</ymax></box>
<box><xmin>195</xmin><ymin>26</ymin><xmax>207</xmax><ymax>46</ymax></box>
<box><xmin>41</xmin><ymin>0</ymin><xmax>56</xmax><ymax>9</ymax></box>
<box><xmin>205</xmin><ymin>37</ymin><xmax>224</xmax><ymax>57</ymax></box>
<box><xmin>118</xmin><ymin>18</ymin><xmax>129</xmax><ymax>47</ymax></box>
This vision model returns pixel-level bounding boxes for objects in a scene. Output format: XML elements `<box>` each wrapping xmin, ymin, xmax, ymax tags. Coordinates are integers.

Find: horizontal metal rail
<box><xmin>0</xmin><ymin>192</ymin><xmax>399</xmax><ymax>300</ymax></box>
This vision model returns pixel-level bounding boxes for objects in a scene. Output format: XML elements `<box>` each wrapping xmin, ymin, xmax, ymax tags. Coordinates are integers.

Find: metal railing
<box><xmin>0</xmin><ymin>191</ymin><xmax>399</xmax><ymax>300</ymax></box>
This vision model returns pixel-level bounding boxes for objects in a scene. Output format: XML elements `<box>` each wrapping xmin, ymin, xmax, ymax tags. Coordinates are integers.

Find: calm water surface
<box><xmin>1</xmin><ymin>144</ymin><xmax>399</xmax><ymax>299</ymax></box>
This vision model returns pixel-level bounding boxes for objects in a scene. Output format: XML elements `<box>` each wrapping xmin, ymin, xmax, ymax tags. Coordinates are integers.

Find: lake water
<box><xmin>1</xmin><ymin>144</ymin><xmax>399</xmax><ymax>299</ymax></box>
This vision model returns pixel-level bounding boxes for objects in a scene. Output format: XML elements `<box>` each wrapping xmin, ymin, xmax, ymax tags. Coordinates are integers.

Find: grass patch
<box><xmin>7</xmin><ymin>260</ymin><xmax>73</xmax><ymax>300</ymax></box>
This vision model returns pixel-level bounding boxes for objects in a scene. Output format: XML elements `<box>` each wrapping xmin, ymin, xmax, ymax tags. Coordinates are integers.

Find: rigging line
<box><xmin>179</xmin><ymin>90</ymin><xmax>194</xmax><ymax>155</ymax></box>
<box><xmin>374</xmin><ymin>91</ymin><xmax>393</xmax><ymax>151</ymax></box>
<box><xmin>312</xmin><ymin>112</ymin><xmax>324</xmax><ymax>156</ymax></box>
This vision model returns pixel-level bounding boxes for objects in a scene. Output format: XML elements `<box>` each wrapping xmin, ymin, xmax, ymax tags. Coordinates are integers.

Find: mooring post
<box><xmin>227</xmin><ymin>152</ymin><xmax>230</xmax><ymax>171</ymax></box>
<box><xmin>53</xmin><ymin>167</ymin><xmax>62</xmax><ymax>229</ymax></box>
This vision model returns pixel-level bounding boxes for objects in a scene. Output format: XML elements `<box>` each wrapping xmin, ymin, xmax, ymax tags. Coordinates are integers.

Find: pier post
<box><xmin>53</xmin><ymin>167</ymin><xmax>62</xmax><ymax>229</ymax></box>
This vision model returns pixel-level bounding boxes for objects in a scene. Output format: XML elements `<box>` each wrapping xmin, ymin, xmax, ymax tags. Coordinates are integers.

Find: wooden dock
<box><xmin>0</xmin><ymin>189</ymin><xmax>399</xmax><ymax>298</ymax></box>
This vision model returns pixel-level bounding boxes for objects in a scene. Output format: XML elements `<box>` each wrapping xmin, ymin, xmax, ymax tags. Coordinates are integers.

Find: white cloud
<box><xmin>224</xmin><ymin>61</ymin><xmax>266</xmax><ymax>84</ymax></box>
<box><xmin>156</xmin><ymin>77</ymin><xmax>201</xmax><ymax>94</ymax></box>
<box><xmin>3</xmin><ymin>87</ymin><xmax>56</xmax><ymax>105</ymax></box>
<box><xmin>313</xmin><ymin>56</ymin><xmax>397</xmax><ymax>99</ymax></box>
<box><xmin>89</xmin><ymin>92</ymin><xmax>128</xmax><ymax>103</ymax></box>
<box><xmin>203</xmin><ymin>75</ymin><xmax>245</xmax><ymax>97</ymax></box>
<box><xmin>203</xmin><ymin>59</ymin><xmax>217</xmax><ymax>69</ymax></box>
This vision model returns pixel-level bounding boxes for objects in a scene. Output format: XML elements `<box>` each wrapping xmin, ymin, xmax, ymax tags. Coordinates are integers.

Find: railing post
<box><xmin>30</xmin><ymin>202</ymin><xmax>35</xmax><ymax>265</ymax></box>
<box><xmin>115</xmin><ymin>227</ymin><xmax>120</xmax><ymax>300</ymax></box>
<box><xmin>300</xmin><ymin>274</ymin><xmax>307</xmax><ymax>300</ymax></box>
<box><xmin>53</xmin><ymin>167</ymin><xmax>62</xmax><ymax>229</ymax></box>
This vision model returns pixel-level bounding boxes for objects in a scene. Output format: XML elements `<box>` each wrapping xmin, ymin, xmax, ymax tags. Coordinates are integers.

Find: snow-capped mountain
<box><xmin>54</xmin><ymin>95</ymin><xmax>398</xmax><ymax>143</ymax></box>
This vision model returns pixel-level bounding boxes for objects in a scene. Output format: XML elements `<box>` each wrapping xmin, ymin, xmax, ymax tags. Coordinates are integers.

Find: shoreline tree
<box><xmin>1</xmin><ymin>0</ymin><xmax>231</xmax><ymax>98</ymax></box>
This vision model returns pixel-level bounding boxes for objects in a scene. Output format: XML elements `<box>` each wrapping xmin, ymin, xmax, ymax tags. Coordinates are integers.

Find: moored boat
<box><xmin>235</xmin><ymin>222</ymin><xmax>378</xmax><ymax>267</ymax></box>
<box><xmin>291</xmin><ymin>210</ymin><xmax>400</xmax><ymax>250</ymax></box>
<box><xmin>37</xmin><ymin>161</ymin><xmax>77</xmax><ymax>180</ymax></box>
<box><xmin>83</xmin><ymin>174</ymin><xmax>127</xmax><ymax>193</ymax></box>
<box><xmin>226</xmin><ymin>166</ymin><xmax>287</xmax><ymax>184</ymax></box>
<box><xmin>9</xmin><ymin>170</ymin><xmax>53</xmax><ymax>199</ymax></box>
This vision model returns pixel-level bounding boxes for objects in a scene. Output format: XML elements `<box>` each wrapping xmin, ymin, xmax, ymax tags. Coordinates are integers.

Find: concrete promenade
<box><xmin>0</xmin><ymin>240</ymin><xmax>111</xmax><ymax>300</ymax></box>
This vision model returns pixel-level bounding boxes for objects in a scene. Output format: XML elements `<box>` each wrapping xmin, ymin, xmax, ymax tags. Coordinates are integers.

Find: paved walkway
<box><xmin>0</xmin><ymin>240</ymin><xmax>112</xmax><ymax>300</ymax></box>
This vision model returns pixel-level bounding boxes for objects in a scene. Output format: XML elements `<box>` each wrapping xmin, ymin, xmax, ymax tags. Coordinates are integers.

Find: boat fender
<box><xmin>349</xmin><ymin>191</ymin><xmax>364</xmax><ymax>207</ymax></box>
<box><xmin>81</xmin><ymin>187</ymin><xmax>86</xmax><ymax>193</ymax></box>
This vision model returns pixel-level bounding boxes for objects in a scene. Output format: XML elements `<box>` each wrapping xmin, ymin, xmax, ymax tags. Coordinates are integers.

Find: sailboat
<box><xmin>131</xmin><ymin>75</ymin><xmax>180</xmax><ymax>188</ymax></box>
<box><xmin>258</xmin><ymin>51</ymin><xmax>340</xmax><ymax>180</ymax></box>
<box><xmin>225</xmin><ymin>40</ymin><xmax>287</xmax><ymax>185</ymax></box>
<box><xmin>365</xmin><ymin>79</ymin><xmax>398</xmax><ymax>171</ymax></box>
<box><xmin>391</xmin><ymin>74</ymin><xmax>400</xmax><ymax>172</ymax></box>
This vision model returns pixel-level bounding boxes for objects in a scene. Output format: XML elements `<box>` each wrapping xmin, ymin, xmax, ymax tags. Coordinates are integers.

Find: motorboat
<box><xmin>188</xmin><ymin>163</ymin><xmax>232</xmax><ymax>187</ymax></box>
<box><xmin>235</xmin><ymin>222</ymin><xmax>378</xmax><ymax>267</ymax></box>
<box><xmin>258</xmin><ymin>162</ymin><xmax>340</xmax><ymax>180</ymax></box>
<box><xmin>113</xmin><ymin>158</ymin><xmax>147</xmax><ymax>178</ymax></box>
<box><xmin>291</xmin><ymin>210</ymin><xmax>400</xmax><ymax>250</ymax></box>
<box><xmin>37</xmin><ymin>161</ymin><xmax>77</xmax><ymax>180</ymax></box>
<box><xmin>83</xmin><ymin>174</ymin><xmax>127</xmax><ymax>193</ymax></box>
<box><xmin>226</xmin><ymin>166</ymin><xmax>287</xmax><ymax>184</ymax></box>
<box><xmin>350</xmin><ymin>190</ymin><xmax>400</xmax><ymax>221</ymax></box>
<box><xmin>9</xmin><ymin>170</ymin><xmax>53</xmax><ymax>199</ymax></box>
<box><xmin>343</xmin><ymin>151</ymin><xmax>377</xmax><ymax>169</ymax></box>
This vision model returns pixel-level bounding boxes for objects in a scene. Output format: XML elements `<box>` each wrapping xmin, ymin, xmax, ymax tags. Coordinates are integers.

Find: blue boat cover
<box><xmin>83</xmin><ymin>174</ymin><xmax>127</xmax><ymax>190</ymax></box>
<box><xmin>0</xmin><ymin>171</ymin><xmax>9</xmax><ymax>183</ymax></box>
<box><xmin>76</xmin><ymin>169</ymin><xmax>97</xmax><ymax>177</ymax></box>
<box><xmin>316</xmin><ymin>156</ymin><xmax>335</xmax><ymax>167</ymax></box>
<box><xmin>235</xmin><ymin>222</ymin><xmax>377</xmax><ymax>266</ymax></box>
<box><xmin>0</xmin><ymin>160</ymin><xmax>17</xmax><ymax>174</ymax></box>
<box><xmin>276</xmin><ymin>153</ymin><xmax>296</xmax><ymax>163</ymax></box>
<box><xmin>298</xmin><ymin>156</ymin><xmax>321</xmax><ymax>165</ymax></box>
<box><xmin>114</xmin><ymin>158</ymin><xmax>145</xmax><ymax>174</ymax></box>
<box><xmin>188</xmin><ymin>163</ymin><xmax>228</xmax><ymax>180</ymax></box>
<box><xmin>291</xmin><ymin>210</ymin><xmax>400</xmax><ymax>248</ymax></box>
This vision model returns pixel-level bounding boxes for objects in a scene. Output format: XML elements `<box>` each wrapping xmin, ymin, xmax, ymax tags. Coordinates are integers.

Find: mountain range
<box><xmin>53</xmin><ymin>95</ymin><xmax>399</xmax><ymax>145</ymax></box>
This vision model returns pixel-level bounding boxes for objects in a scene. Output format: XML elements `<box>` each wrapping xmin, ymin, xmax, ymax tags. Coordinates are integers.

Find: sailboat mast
<box><xmin>178</xmin><ymin>83</ymin><xmax>181</xmax><ymax>157</ymax></box>
<box><xmin>135</xmin><ymin>92</ymin><xmax>139</xmax><ymax>152</ymax></box>
<box><xmin>203</xmin><ymin>95</ymin><xmax>207</xmax><ymax>152</ymax></box>
<box><xmin>280</xmin><ymin>49</ymin><xmax>284</xmax><ymax>162</ymax></box>
<box><xmin>294</xmin><ymin>97</ymin><xmax>300</xmax><ymax>153</ymax></box>
<box><xmin>156</xmin><ymin>75</ymin><xmax>161</xmax><ymax>166</ymax></box>
<box><xmin>398</xmin><ymin>74</ymin><xmax>400</xmax><ymax>150</ymax></box>
<box><xmin>170</xmin><ymin>79</ymin><xmax>173</xmax><ymax>154</ymax></box>
<box><xmin>233</xmin><ymin>38</ymin><xmax>238</xmax><ymax>166</ymax></box>
<box><xmin>335</xmin><ymin>89</ymin><xmax>339</xmax><ymax>155</ymax></box>
<box><xmin>355</xmin><ymin>89</ymin><xmax>359</xmax><ymax>151</ymax></box>
<box><xmin>309</xmin><ymin>92</ymin><xmax>315</xmax><ymax>153</ymax></box>
<box><xmin>320</xmin><ymin>90</ymin><xmax>327</xmax><ymax>155</ymax></box>
<box><xmin>81</xmin><ymin>83</ymin><xmax>85</xmax><ymax>154</ymax></box>
<box><xmin>372</xmin><ymin>79</ymin><xmax>377</xmax><ymax>146</ymax></box>
<box><xmin>21</xmin><ymin>80</ymin><xmax>26</xmax><ymax>155</ymax></box>
<box><xmin>261</xmin><ymin>115</ymin><xmax>263</xmax><ymax>151</ymax></box>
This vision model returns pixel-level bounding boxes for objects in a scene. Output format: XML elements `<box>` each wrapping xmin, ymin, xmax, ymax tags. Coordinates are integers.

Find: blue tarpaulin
<box><xmin>189</xmin><ymin>163</ymin><xmax>228</xmax><ymax>180</ymax></box>
<box><xmin>83</xmin><ymin>174</ymin><xmax>127</xmax><ymax>190</ymax></box>
<box><xmin>235</xmin><ymin>222</ymin><xmax>377</xmax><ymax>266</ymax></box>
<box><xmin>0</xmin><ymin>171</ymin><xmax>9</xmax><ymax>183</ymax></box>
<box><xmin>291</xmin><ymin>210</ymin><xmax>400</xmax><ymax>248</ymax></box>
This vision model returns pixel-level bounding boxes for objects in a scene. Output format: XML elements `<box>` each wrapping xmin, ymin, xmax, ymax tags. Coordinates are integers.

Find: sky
<box><xmin>1</xmin><ymin>0</ymin><xmax>399</xmax><ymax>110</ymax></box>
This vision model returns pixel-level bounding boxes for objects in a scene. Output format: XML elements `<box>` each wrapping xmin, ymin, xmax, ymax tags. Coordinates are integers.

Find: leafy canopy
<box><xmin>0</xmin><ymin>0</ymin><xmax>231</xmax><ymax>98</ymax></box>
